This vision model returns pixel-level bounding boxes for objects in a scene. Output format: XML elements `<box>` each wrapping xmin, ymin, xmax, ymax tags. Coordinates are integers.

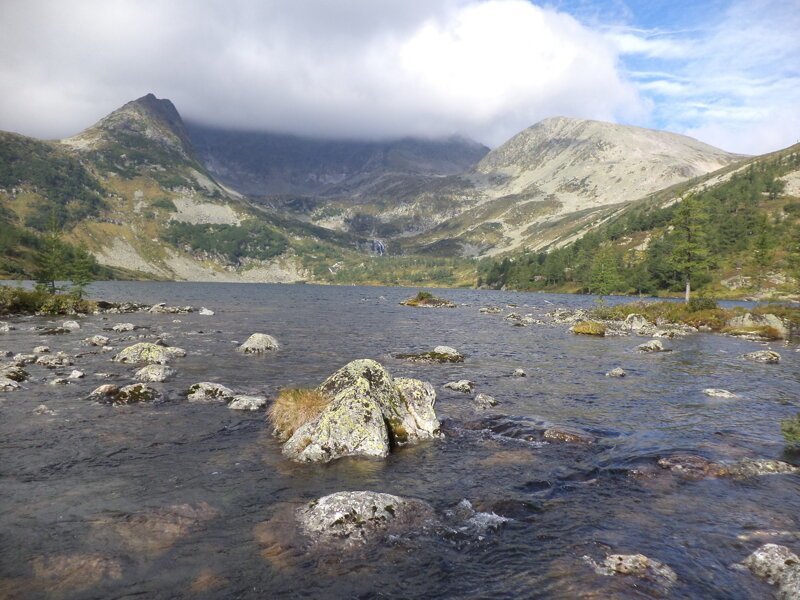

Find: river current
<box><xmin>1</xmin><ymin>282</ymin><xmax>798</xmax><ymax>599</ymax></box>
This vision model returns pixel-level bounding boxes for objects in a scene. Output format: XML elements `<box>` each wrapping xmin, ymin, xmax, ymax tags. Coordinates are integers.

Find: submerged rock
<box><xmin>586</xmin><ymin>553</ymin><xmax>677</xmax><ymax>588</ymax></box>
<box><xmin>742</xmin><ymin>350</ymin><xmax>781</xmax><ymax>364</ymax></box>
<box><xmin>295</xmin><ymin>491</ymin><xmax>436</xmax><ymax>548</ymax></box>
<box><xmin>658</xmin><ymin>454</ymin><xmax>798</xmax><ymax>480</ymax></box>
<box><xmin>658</xmin><ymin>454</ymin><xmax>727</xmax><ymax>480</ymax></box>
<box><xmin>49</xmin><ymin>378</ymin><xmax>69</xmax><ymax>386</ymax></box>
<box><xmin>282</xmin><ymin>359</ymin><xmax>441</xmax><ymax>463</ymax></box>
<box><xmin>742</xmin><ymin>544</ymin><xmax>800</xmax><ymax>599</ymax></box>
<box><xmin>605</xmin><ymin>367</ymin><xmax>626</xmax><ymax>378</ymax></box>
<box><xmin>543</xmin><ymin>426</ymin><xmax>595</xmax><ymax>444</ymax></box>
<box><xmin>134</xmin><ymin>364</ymin><xmax>175</xmax><ymax>383</ymax></box>
<box><xmin>703</xmin><ymin>388</ymin><xmax>737</xmax><ymax>398</ymax></box>
<box><xmin>237</xmin><ymin>333</ymin><xmax>279</xmax><ymax>354</ymax></box>
<box><xmin>479</xmin><ymin>306</ymin><xmax>503</xmax><ymax>314</ymax></box>
<box><xmin>444</xmin><ymin>380</ymin><xmax>475</xmax><ymax>394</ymax></box>
<box><xmin>722</xmin><ymin>458</ymin><xmax>799</xmax><ymax>479</ymax></box>
<box><xmin>637</xmin><ymin>339</ymin><xmax>669</xmax><ymax>353</ymax></box>
<box><xmin>400</xmin><ymin>293</ymin><xmax>456</xmax><ymax>308</ymax></box>
<box><xmin>228</xmin><ymin>394</ymin><xmax>267</xmax><ymax>411</ymax></box>
<box><xmin>187</xmin><ymin>382</ymin><xmax>235</xmax><ymax>403</ymax></box>
<box><xmin>34</xmin><ymin>404</ymin><xmax>56</xmax><ymax>415</ymax></box>
<box><xmin>113</xmin><ymin>342</ymin><xmax>186</xmax><ymax>365</ymax></box>
<box><xmin>31</xmin><ymin>553</ymin><xmax>122</xmax><ymax>593</ymax></box>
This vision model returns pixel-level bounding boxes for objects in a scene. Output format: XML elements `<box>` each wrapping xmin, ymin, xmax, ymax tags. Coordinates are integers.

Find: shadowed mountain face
<box><xmin>184</xmin><ymin>123</ymin><xmax>490</xmax><ymax>197</ymax></box>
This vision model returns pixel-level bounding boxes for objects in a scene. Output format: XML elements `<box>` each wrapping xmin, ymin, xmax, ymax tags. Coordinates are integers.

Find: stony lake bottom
<box><xmin>1</xmin><ymin>282</ymin><xmax>799</xmax><ymax>599</ymax></box>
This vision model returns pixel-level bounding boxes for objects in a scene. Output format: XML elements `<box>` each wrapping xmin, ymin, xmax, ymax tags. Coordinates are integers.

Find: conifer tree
<box><xmin>70</xmin><ymin>246</ymin><xmax>94</xmax><ymax>299</ymax></box>
<box><xmin>34</xmin><ymin>214</ymin><xmax>65</xmax><ymax>294</ymax></box>
<box><xmin>668</xmin><ymin>195</ymin><xmax>711</xmax><ymax>303</ymax></box>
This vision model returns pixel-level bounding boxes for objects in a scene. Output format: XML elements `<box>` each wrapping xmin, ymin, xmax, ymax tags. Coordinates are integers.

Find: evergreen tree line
<box><xmin>478</xmin><ymin>152</ymin><xmax>800</xmax><ymax>297</ymax></box>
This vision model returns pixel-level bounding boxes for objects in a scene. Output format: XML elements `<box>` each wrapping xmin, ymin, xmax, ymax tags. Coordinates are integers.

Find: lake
<box><xmin>1</xmin><ymin>282</ymin><xmax>798</xmax><ymax>598</ymax></box>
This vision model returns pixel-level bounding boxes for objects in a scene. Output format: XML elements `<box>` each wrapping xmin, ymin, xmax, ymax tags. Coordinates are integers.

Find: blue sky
<box><xmin>0</xmin><ymin>0</ymin><xmax>797</xmax><ymax>154</ymax></box>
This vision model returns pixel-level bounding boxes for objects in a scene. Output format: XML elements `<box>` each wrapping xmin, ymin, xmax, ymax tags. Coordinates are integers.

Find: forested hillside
<box><xmin>479</xmin><ymin>145</ymin><xmax>800</xmax><ymax>299</ymax></box>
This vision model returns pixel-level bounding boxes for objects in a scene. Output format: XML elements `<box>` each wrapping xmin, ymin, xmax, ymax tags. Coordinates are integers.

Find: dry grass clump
<box><xmin>268</xmin><ymin>388</ymin><xmax>331</xmax><ymax>441</ymax></box>
<box><xmin>721</xmin><ymin>325</ymin><xmax>783</xmax><ymax>340</ymax></box>
<box><xmin>571</xmin><ymin>321</ymin><xmax>606</xmax><ymax>336</ymax></box>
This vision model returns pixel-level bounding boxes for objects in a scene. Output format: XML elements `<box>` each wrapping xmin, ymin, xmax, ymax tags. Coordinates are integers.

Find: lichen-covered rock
<box><xmin>112</xmin><ymin>323</ymin><xmax>135</xmax><ymax>332</ymax></box>
<box><xmin>658</xmin><ymin>454</ymin><xmax>725</xmax><ymax>480</ymax></box>
<box><xmin>722</xmin><ymin>458</ymin><xmax>799</xmax><ymax>479</ymax></box>
<box><xmin>586</xmin><ymin>553</ymin><xmax>677</xmax><ymax>588</ymax></box>
<box><xmin>703</xmin><ymin>388</ymin><xmax>736</xmax><ymax>398</ymax></box>
<box><xmin>474</xmin><ymin>393</ymin><xmax>498</xmax><ymax>409</ymax></box>
<box><xmin>395</xmin><ymin>346</ymin><xmax>465</xmax><ymax>363</ymax></box>
<box><xmin>36</xmin><ymin>352</ymin><xmax>73</xmax><ymax>368</ymax></box>
<box><xmin>637</xmin><ymin>339</ymin><xmax>669</xmax><ymax>353</ymax></box>
<box><xmin>87</xmin><ymin>383</ymin><xmax>161</xmax><ymax>405</ymax></box>
<box><xmin>742</xmin><ymin>544</ymin><xmax>800</xmax><ymax>599</ymax></box>
<box><xmin>62</xmin><ymin>320</ymin><xmax>81</xmax><ymax>331</ymax></box>
<box><xmin>237</xmin><ymin>333</ymin><xmax>279</xmax><ymax>354</ymax></box>
<box><xmin>295</xmin><ymin>491</ymin><xmax>436</xmax><ymax>548</ymax></box>
<box><xmin>228</xmin><ymin>395</ymin><xmax>267</xmax><ymax>411</ymax></box>
<box><xmin>134</xmin><ymin>364</ymin><xmax>175</xmax><ymax>383</ymax></box>
<box><xmin>728</xmin><ymin>313</ymin><xmax>788</xmax><ymax>339</ymax></box>
<box><xmin>444</xmin><ymin>380</ymin><xmax>475</xmax><ymax>394</ymax></box>
<box><xmin>742</xmin><ymin>350</ymin><xmax>781</xmax><ymax>364</ymax></box>
<box><xmin>85</xmin><ymin>335</ymin><xmax>110</xmax><ymax>346</ymax></box>
<box><xmin>606</xmin><ymin>367</ymin><xmax>626</xmax><ymax>377</ymax></box>
<box><xmin>0</xmin><ymin>376</ymin><xmax>20</xmax><ymax>391</ymax></box>
<box><xmin>1</xmin><ymin>365</ymin><xmax>29</xmax><ymax>382</ymax></box>
<box><xmin>187</xmin><ymin>382</ymin><xmax>236</xmax><ymax>403</ymax></box>
<box><xmin>113</xmin><ymin>342</ymin><xmax>186</xmax><ymax>365</ymax></box>
<box><xmin>282</xmin><ymin>360</ymin><xmax>441</xmax><ymax>463</ymax></box>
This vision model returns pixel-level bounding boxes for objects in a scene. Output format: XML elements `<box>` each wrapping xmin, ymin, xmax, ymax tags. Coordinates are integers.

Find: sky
<box><xmin>0</xmin><ymin>0</ymin><xmax>798</xmax><ymax>154</ymax></box>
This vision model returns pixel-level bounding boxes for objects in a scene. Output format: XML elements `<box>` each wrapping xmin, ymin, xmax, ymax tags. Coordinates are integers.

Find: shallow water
<box><xmin>1</xmin><ymin>282</ymin><xmax>798</xmax><ymax>599</ymax></box>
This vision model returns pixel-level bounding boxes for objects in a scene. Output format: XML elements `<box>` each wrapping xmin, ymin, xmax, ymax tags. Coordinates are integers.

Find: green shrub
<box><xmin>0</xmin><ymin>285</ymin><xmax>95</xmax><ymax>315</ymax></box>
<box><xmin>688</xmin><ymin>297</ymin><xmax>718</xmax><ymax>311</ymax></box>
<box><xmin>782</xmin><ymin>413</ymin><xmax>800</xmax><ymax>447</ymax></box>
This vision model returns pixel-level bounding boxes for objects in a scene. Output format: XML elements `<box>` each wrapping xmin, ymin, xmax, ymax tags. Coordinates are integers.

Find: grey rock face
<box><xmin>742</xmin><ymin>544</ymin><xmax>800</xmax><ymax>599</ymax></box>
<box><xmin>237</xmin><ymin>333</ymin><xmax>279</xmax><ymax>354</ymax></box>
<box><xmin>113</xmin><ymin>342</ymin><xmax>186</xmax><ymax>365</ymax></box>
<box><xmin>742</xmin><ymin>350</ymin><xmax>781</xmax><ymax>364</ymax></box>
<box><xmin>187</xmin><ymin>382</ymin><xmax>235</xmax><ymax>403</ymax></box>
<box><xmin>393</xmin><ymin>377</ymin><xmax>442</xmax><ymax>442</ymax></box>
<box><xmin>295</xmin><ymin>491</ymin><xmax>436</xmax><ymax>548</ymax></box>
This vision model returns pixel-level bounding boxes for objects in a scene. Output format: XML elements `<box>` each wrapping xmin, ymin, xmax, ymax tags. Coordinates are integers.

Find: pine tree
<box><xmin>70</xmin><ymin>246</ymin><xmax>94</xmax><ymax>299</ymax></box>
<box><xmin>668</xmin><ymin>195</ymin><xmax>712</xmax><ymax>303</ymax></box>
<box><xmin>589</xmin><ymin>245</ymin><xmax>624</xmax><ymax>297</ymax></box>
<box><xmin>34</xmin><ymin>214</ymin><xmax>65</xmax><ymax>294</ymax></box>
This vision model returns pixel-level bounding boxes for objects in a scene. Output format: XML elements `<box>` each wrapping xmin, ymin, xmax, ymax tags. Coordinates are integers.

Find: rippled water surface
<box><xmin>1</xmin><ymin>282</ymin><xmax>799</xmax><ymax>599</ymax></box>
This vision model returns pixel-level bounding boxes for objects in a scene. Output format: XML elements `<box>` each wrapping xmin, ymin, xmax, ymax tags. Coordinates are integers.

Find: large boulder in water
<box><xmin>728</xmin><ymin>313</ymin><xmax>788</xmax><ymax>339</ymax></box>
<box><xmin>295</xmin><ymin>491</ymin><xmax>436</xmax><ymax>548</ymax></box>
<box><xmin>187</xmin><ymin>382</ymin><xmax>235</xmax><ymax>403</ymax></box>
<box><xmin>281</xmin><ymin>359</ymin><xmax>441</xmax><ymax>463</ymax></box>
<box><xmin>113</xmin><ymin>342</ymin><xmax>186</xmax><ymax>365</ymax></box>
<box><xmin>742</xmin><ymin>350</ymin><xmax>781</xmax><ymax>364</ymax></box>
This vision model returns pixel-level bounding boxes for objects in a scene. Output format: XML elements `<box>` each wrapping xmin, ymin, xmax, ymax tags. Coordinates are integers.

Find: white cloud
<box><xmin>0</xmin><ymin>0</ymin><xmax>644</xmax><ymax>145</ymax></box>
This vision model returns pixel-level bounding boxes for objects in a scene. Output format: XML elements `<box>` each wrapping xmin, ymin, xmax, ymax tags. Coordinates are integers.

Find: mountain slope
<box><xmin>480</xmin><ymin>142</ymin><xmax>800</xmax><ymax>300</ymax></box>
<box><xmin>185</xmin><ymin>123</ymin><xmax>489</xmax><ymax>197</ymax></box>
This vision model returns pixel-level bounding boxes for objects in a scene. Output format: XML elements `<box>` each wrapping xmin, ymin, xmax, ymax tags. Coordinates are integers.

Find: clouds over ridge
<box><xmin>0</xmin><ymin>0</ymin><xmax>641</xmax><ymax>145</ymax></box>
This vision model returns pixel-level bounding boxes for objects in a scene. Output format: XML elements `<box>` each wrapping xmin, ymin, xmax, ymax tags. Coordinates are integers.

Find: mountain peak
<box><xmin>63</xmin><ymin>93</ymin><xmax>194</xmax><ymax>158</ymax></box>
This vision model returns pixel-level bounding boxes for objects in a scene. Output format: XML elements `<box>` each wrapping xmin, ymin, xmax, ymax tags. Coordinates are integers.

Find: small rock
<box><xmin>86</xmin><ymin>383</ymin><xmax>161</xmax><ymax>405</ymax></box>
<box><xmin>101</xmin><ymin>346</ymin><xmax>114</xmax><ymax>352</ymax></box>
<box><xmin>112</xmin><ymin>323</ymin><xmax>135</xmax><ymax>332</ymax></box>
<box><xmin>444</xmin><ymin>380</ymin><xmax>475</xmax><ymax>394</ymax></box>
<box><xmin>623</xmin><ymin>313</ymin><xmax>653</xmax><ymax>332</ymax></box>
<box><xmin>68</xmin><ymin>370</ymin><xmax>85</xmax><ymax>379</ymax></box>
<box><xmin>62</xmin><ymin>320</ymin><xmax>81</xmax><ymax>331</ymax></box>
<box><xmin>0</xmin><ymin>350</ymin><xmax>11</xmax><ymax>357</ymax></box>
<box><xmin>36</xmin><ymin>352</ymin><xmax>73</xmax><ymax>368</ymax></box>
<box><xmin>49</xmin><ymin>378</ymin><xmax>69</xmax><ymax>386</ymax></box>
<box><xmin>742</xmin><ymin>350</ymin><xmax>781</xmax><ymax>364</ymax></box>
<box><xmin>474</xmin><ymin>393</ymin><xmax>498</xmax><ymax>408</ymax></box>
<box><xmin>33</xmin><ymin>345</ymin><xmax>50</xmax><ymax>354</ymax></box>
<box><xmin>12</xmin><ymin>353</ymin><xmax>36</xmax><ymax>365</ymax></box>
<box><xmin>1</xmin><ymin>365</ymin><xmax>29</xmax><ymax>382</ymax></box>
<box><xmin>237</xmin><ymin>333</ymin><xmax>279</xmax><ymax>354</ymax></box>
<box><xmin>587</xmin><ymin>553</ymin><xmax>677</xmax><ymax>587</ymax></box>
<box><xmin>87</xmin><ymin>384</ymin><xmax>120</xmax><ymax>402</ymax></box>
<box><xmin>34</xmin><ymin>404</ymin><xmax>56</xmax><ymax>415</ymax></box>
<box><xmin>543</xmin><ymin>426</ymin><xmax>595</xmax><ymax>444</ymax></box>
<box><xmin>199</xmin><ymin>307</ymin><xmax>214</xmax><ymax>316</ymax></box>
<box><xmin>703</xmin><ymin>388</ymin><xmax>736</xmax><ymax>398</ymax></box>
<box><xmin>187</xmin><ymin>382</ymin><xmax>235</xmax><ymax>403</ymax></box>
<box><xmin>85</xmin><ymin>335</ymin><xmax>109</xmax><ymax>346</ymax></box>
<box><xmin>396</xmin><ymin>346</ymin><xmax>465</xmax><ymax>363</ymax></box>
<box><xmin>479</xmin><ymin>306</ymin><xmax>503</xmax><ymax>314</ymax></box>
<box><xmin>637</xmin><ymin>339</ymin><xmax>669</xmax><ymax>353</ymax></box>
<box><xmin>722</xmin><ymin>458</ymin><xmax>799</xmax><ymax>478</ymax></box>
<box><xmin>742</xmin><ymin>544</ymin><xmax>800</xmax><ymax>599</ymax></box>
<box><xmin>0</xmin><ymin>376</ymin><xmax>21</xmax><ymax>391</ymax></box>
<box><xmin>295</xmin><ymin>491</ymin><xmax>436</xmax><ymax>548</ymax></box>
<box><xmin>134</xmin><ymin>364</ymin><xmax>175</xmax><ymax>383</ymax></box>
<box><xmin>512</xmin><ymin>368</ymin><xmax>527</xmax><ymax>377</ymax></box>
<box><xmin>433</xmin><ymin>345</ymin><xmax>462</xmax><ymax>358</ymax></box>
<box><xmin>606</xmin><ymin>367</ymin><xmax>626</xmax><ymax>377</ymax></box>
<box><xmin>228</xmin><ymin>395</ymin><xmax>267</xmax><ymax>411</ymax></box>
<box><xmin>113</xmin><ymin>342</ymin><xmax>186</xmax><ymax>365</ymax></box>
<box><xmin>658</xmin><ymin>454</ymin><xmax>723</xmax><ymax>480</ymax></box>
<box><xmin>0</xmin><ymin>321</ymin><xmax>15</xmax><ymax>333</ymax></box>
